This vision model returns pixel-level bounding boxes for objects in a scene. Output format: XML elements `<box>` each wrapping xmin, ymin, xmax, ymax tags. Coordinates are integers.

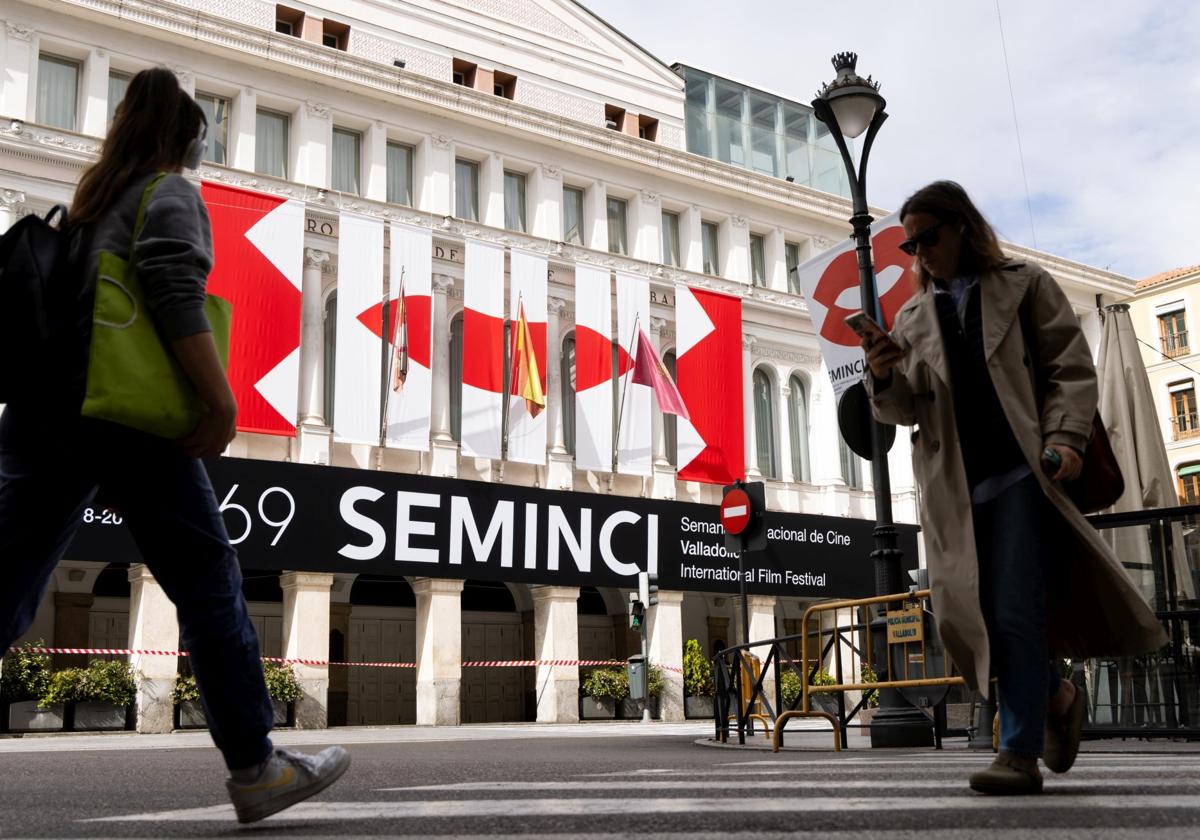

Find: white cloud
<box><xmin>584</xmin><ymin>0</ymin><xmax>1200</xmax><ymax>279</ymax></box>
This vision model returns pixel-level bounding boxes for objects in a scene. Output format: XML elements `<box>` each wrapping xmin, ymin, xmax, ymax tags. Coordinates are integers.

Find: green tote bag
<box><xmin>81</xmin><ymin>174</ymin><xmax>233</xmax><ymax>439</ymax></box>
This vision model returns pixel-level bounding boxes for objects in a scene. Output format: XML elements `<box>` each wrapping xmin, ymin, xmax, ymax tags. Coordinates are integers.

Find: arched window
<box><xmin>449</xmin><ymin>313</ymin><xmax>464</xmax><ymax>441</ymax></box>
<box><xmin>839</xmin><ymin>434</ymin><xmax>863</xmax><ymax>490</ymax></box>
<box><xmin>562</xmin><ymin>333</ymin><xmax>576</xmax><ymax>456</ymax></box>
<box><xmin>752</xmin><ymin>368</ymin><xmax>776</xmax><ymax>478</ymax></box>
<box><xmin>322</xmin><ymin>291</ymin><xmax>337</xmax><ymax>426</ymax></box>
<box><xmin>664</xmin><ymin>351</ymin><xmax>678</xmax><ymax>466</ymax></box>
<box><xmin>787</xmin><ymin>374</ymin><xmax>810</xmax><ymax>483</ymax></box>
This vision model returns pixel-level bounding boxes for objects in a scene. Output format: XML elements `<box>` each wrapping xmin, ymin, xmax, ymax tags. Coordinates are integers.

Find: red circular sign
<box><xmin>720</xmin><ymin>488</ymin><xmax>752</xmax><ymax>535</ymax></box>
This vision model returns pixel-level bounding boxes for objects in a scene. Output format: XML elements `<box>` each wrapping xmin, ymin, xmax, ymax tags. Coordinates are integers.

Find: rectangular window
<box><xmin>562</xmin><ymin>186</ymin><xmax>584</xmax><ymax>246</ymax></box>
<box><xmin>785</xmin><ymin>241</ymin><xmax>801</xmax><ymax>295</ymax></box>
<box><xmin>503</xmin><ymin>170</ymin><xmax>526</xmax><ymax>233</ymax></box>
<box><xmin>661</xmin><ymin>211</ymin><xmax>680</xmax><ymax>267</ymax></box>
<box><xmin>331</xmin><ymin>127</ymin><xmax>361</xmax><ymax>194</ymax></box>
<box><xmin>106</xmin><ymin>71</ymin><xmax>130</xmax><ymax>128</ymax></box>
<box><xmin>606</xmin><ymin>197</ymin><xmax>628</xmax><ymax>255</ymax></box>
<box><xmin>1171</xmin><ymin>386</ymin><xmax>1199</xmax><ymax>440</ymax></box>
<box><xmin>36</xmin><ymin>54</ymin><xmax>80</xmax><ymax>131</ymax></box>
<box><xmin>275</xmin><ymin>4</ymin><xmax>303</xmax><ymax>36</ymax></box>
<box><xmin>455</xmin><ymin>158</ymin><xmax>479</xmax><ymax>221</ymax></box>
<box><xmin>701</xmin><ymin>221</ymin><xmax>720</xmax><ymax>276</ymax></box>
<box><xmin>195</xmin><ymin>92</ymin><xmax>229</xmax><ymax>165</ymax></box>
<box><xmin>322</xmin><ymin>19</ymin><xmax>350</xmax><ymax>51</ymax></box>
<box><xmin>750</xmin><ymin>233</ymin><xmax>766</xmax><ymax>286</ymax></box>
<box><xmin>386</xmin><ymin>141</ymin><xmax>413</xmax><ymax>206</ymax></box>
<box><xmin>1181</xmin><ymin>470</ymin><xmax>1200</xmax><ymax>504</ymax></box>
<box><xmin>255</xmin><ymin>108</ymin><xmax>289</xmax><ymax>178</ymax></box>
<box><xmin>1160</xmin><ymin>311</ymin><xmax>1189</xmax><ymax>358</ymax></box>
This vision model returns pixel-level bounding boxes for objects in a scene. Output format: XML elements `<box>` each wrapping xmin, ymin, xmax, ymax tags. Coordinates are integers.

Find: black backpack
<box><xmin>0</xmin><ymin>205</ymin><xmax>74</xmax><ymax>403</ymax></box>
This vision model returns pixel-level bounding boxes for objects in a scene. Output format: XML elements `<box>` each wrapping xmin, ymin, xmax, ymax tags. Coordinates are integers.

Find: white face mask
<box><xmin>183</xmin><ymin>125</ymin><xmax>207</xmax><ymax>170</ymax></box>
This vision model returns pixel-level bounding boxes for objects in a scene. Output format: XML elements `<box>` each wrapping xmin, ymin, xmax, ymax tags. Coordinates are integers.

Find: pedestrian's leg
<box><xmin>0</xmin><ymin>411</ymin><xmax>98</xmax><ymax>650</ymax></box>
<box><xmin>107</xmin><ymin>441</ymin><xmax>272</xmax><ymax>771</ymax></box>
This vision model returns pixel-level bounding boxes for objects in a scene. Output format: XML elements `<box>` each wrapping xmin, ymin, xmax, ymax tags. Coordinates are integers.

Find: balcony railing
<box><xmin>1173</xmin><ymin>412</ymin><xmax>1200</xmax><ymax>441</ymax></box>
<box><xmin>1162</xmin><ymin>331</ymin><xmax>1190</xmax><ymax>358</ymax></box>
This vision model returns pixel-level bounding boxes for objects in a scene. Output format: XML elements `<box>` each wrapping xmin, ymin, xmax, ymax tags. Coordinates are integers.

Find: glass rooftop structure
<box><xmin>673</xmin><ymin>64</ymin><xmax>851</xmax><ymax>199</ymax></box>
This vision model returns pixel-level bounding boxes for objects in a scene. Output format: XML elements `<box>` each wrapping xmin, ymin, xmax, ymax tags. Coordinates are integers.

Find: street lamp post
<box><xmin>812</xmin><ymin>52</ymin><xmax>930</xmax><ymax>747</ymax></box>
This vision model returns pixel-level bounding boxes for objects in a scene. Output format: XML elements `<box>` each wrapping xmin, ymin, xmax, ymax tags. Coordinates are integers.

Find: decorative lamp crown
<box><xmin>814</xmin><ymin>51</ymin><xmax>885</xmax><ymax>139</ymax></box>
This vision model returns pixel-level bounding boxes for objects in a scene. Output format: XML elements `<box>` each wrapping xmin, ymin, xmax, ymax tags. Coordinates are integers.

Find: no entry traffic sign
<box><xmin>721</xmin><ymin>488</ymin><xmax>752</xmax><ymax>535</ymax></box>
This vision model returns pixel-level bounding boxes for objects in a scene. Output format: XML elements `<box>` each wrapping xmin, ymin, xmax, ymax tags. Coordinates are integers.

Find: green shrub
<box><xmin>41</xmin><ymin>668</ymin><xmax>85</xmax><ymax>708</ymax></box>
<box><xmin>581</xmin><ymin>667</ymin><xmax>627</xmax><ymax>701</ymax></box>
<box><xmin>682</xmin><ymin>639</ymin><xmax>714</xmax><ymax>698</ymax></box>
<box><xmin>647</xmin><ymin>664</ymin><xmax>664</xmax><ymax>699</ymax></box>
<box><xmin>780</xmin><ymin>667</ymin><xmax>835</xmax><ymax>708</ymax></box>
<box><xmin>172</xmin><ymin>674</ymin><xmax>200</xmax><ymax>704</ymax></box>
<box><xmin>860</xmin><ymin>663</ymin><xmax>879</xmax><ymax>708</ymax></box>
<box><xmin>0</xmin><ymin>642</ymin><xmax>51</xmax><ymax>703</ymax></box>
<box><xmin>263</xmin><ymin>662</ymin><xmax>302</xmax><ymax>703</ymax></box>
<box><xmin>79</xmin><ymin>660</ymin><xmax>136</xmax><ymax>706</ymax></box>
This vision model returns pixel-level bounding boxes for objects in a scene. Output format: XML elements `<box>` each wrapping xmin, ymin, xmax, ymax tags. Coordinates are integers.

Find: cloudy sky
<box><xmin>584</xmin><ymin>0</ymin><xmax>1199</xmax><ymax>280</ymax></box>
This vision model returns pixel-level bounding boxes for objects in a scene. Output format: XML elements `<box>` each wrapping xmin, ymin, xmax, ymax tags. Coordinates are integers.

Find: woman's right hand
<box><xmin>179</xmin><ymin>401</ymin><xmax>237</xmax><ymax>459</ymax></box>
<box><xmin>861</xmin><ymin>333</ymin><xmax>906</xmax><ymax>381</ymax></box>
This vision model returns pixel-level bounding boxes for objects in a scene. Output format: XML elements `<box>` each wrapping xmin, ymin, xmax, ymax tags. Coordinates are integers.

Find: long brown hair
<box><xmin>899</xmin><ymin>180</ymin><xmax>1007</xmax><ymax>288</ymax></box>
<box><xmin>70</xmin><ymin>68</ymin><xmax>206</xmax><ymax>228</ymax></box>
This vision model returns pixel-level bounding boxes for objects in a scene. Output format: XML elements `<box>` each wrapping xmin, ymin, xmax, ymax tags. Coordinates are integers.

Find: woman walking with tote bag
<box><xmin>0</xmin><ymin>68</ymin><xmax>348</xmax><ymax>823</ymax></box>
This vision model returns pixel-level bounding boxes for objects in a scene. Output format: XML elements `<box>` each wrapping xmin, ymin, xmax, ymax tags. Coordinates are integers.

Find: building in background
<box><xmin>0</xmin><ymin>0</ymin><xmax>1126</xmax><ymax>731</ymax></box>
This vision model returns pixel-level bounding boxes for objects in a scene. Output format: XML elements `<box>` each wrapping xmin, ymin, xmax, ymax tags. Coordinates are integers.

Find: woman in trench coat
<box><xmin>863</xmin><ymin>181</ymin><xmax>1165</xmax><ymax>794</ymax></box>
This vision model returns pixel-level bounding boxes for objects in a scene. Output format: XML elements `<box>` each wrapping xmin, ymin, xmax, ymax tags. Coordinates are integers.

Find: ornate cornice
<box><xmin>5</xmin><ymin>22</ymin><xmax>33</xmax><ymax>41</ymax></box>
<box><xmin>1</xmin><ymin>189</ymin><xmax>26</xmax><ymax>208</ymax></box>
<box><xmin>303</xmin><ymin>248</ymin><xmax>330</xmax><ymax>269</ymax></box>
<box><xmin>430</xmin><ymin>134</ymin><xmax>453</xmax><ymax>150</ymax></box>
<box><xmin>304</xmin><ymin>100</ymin><xmax>332</xmax><ymax>120</ymax></box>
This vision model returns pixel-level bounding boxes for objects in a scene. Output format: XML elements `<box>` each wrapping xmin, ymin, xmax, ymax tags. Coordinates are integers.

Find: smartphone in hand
<box><xmin>844</xmin><ymin>311</ymin><xmax>898</xmax><ymax>350</ymax></box>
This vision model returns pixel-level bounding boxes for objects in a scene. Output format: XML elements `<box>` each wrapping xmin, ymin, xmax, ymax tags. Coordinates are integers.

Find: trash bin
<box><xmin>627</xmin><ymin>655</ymin><xmax>647</xmax><ymax>701</ymax></box>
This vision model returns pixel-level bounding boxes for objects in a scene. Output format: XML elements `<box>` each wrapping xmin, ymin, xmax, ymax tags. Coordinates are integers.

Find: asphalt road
<box><xmin>2</xmin><ymin>723</ymin><xmax>1200</xmax><ymax>838</ymax></box>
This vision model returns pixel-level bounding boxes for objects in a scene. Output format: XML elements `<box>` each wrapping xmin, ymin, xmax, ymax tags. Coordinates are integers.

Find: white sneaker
<box><xmin>225</xmin><ymin>746</ymin><xmax>350</xmax><ymax>823</ymax></box>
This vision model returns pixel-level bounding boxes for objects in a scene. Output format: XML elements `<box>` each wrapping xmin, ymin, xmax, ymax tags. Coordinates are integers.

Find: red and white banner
<box><xmin>507</xmin><ymin>250</ymin><xmax>548</xmax><ymax>465</ymax></box>
<box><xmin>675</xmin><ymin>285</ymin><xmax>743</xmax><ymax>484</ymax></box>
<box><xmin>201</xmin><ymin>182</ymin><xmax>303</xmax><ymax>436</ymax></box>
<box><xmin>382</xmin><ymin>223</ymin><xmax>432</xmax><ymax>450</ymax></box>
<box><xmin>574</xmin><ymin>263</ymin><xmax>613</xmax><ymax>473</ymax></box>
<box><xmin>461</xmin><ymin>240</ymin><xmax>505</xmax><ymax>459</ymax></box>
<box><xmin>794</xmin><ymin>212</ymin><xmax>916</xmax><ymax>398</ymax></box>
<box><xmin>615</xmin><ymin>271</ymin><xmax>651</xmax><ymax>476</ymax></box>
<box><xmin>333</xmin><ymin>213</ymin><xmax>385</xmax><ymax>445</ymax></box>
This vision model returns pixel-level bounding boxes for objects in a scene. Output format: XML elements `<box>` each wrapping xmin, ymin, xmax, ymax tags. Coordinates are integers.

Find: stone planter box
<box><xmin>176</xmin><ymin>700</ymin><xmax>207</xmax><ymax>729</ymax></box>
<box><xmin>618</xmin><ymin>697</ymin><xmax>661</xmax><ymax>719</ymax></box>
<box><xmin>71</xmin><ymin>701</ymin><xmax>130</xmax><ymax>731</ymax></box>
<box><xmin>856</xmin><ymin>706</ymin><xmax>878</xmax><ymax>736</ymax></box>
<box><xmin>8</xmin><ymin>701</ymin><xmax>65</xmax><ymax>732</ymax></box>
<box><xmin>271</xmin><ymin>699</ymin><xmax>293</xmax><ymax>727</ymax></box>
<box><xmin>579</xmin><ymin>697</ymin><xmax>616</xmax><ymax>719</ymax></box>
<box><xmin>685</xmin><ymin>696</ymin><xmax>715</xmax><ymax>719</ymax></box>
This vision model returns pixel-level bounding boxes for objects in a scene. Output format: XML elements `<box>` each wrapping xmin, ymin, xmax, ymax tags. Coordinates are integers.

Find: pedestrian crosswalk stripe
<box><xmin>376</xmin><ymin>777</ymin><xmax>1199</xmax><ymax>792</ymax></box>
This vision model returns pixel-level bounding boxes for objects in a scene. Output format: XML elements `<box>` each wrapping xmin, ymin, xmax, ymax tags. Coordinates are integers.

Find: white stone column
<box><xmin>531</xmin><ymin>585</ymin><xmax>580</xmax><ymax>722</ymax></box>
<box><xmin>546</xmin><ymin>298</ymin><xmax>573</xmax><ymax>490</ymax></box>
<box><xmin>630</xmin><ymin>189</ymin><xmax>662</xmax><ymax>263</ymax></box>
<box><xmin>413</xmin><ymin>577</ymin><xmax>464</xmax><ymax>725</ymax></box>
<box><xmin>778</xmin><ymin>378</ymin><xmax>795</xmax><ymax>484</ymax></box>
<box><xmin>230</xmin><ymin>87</ymin><xmax>257</xmax><ymax>172</ymax></box>
<box><xmin>280</xmin><ymin>572</ymin><xmax>333</xmax><ymax>729</ymax></box>
<box><xmin>480</xmin><ymin>151</ymin><xmax>505</xmax><ymax>228</ymax></box>
<box><xmin>173</xmin><ymin>66</ymin><xmax>196</xmax><ymax>97</ymax></box>
<box><xmin>1</xmin><ymin>22</ymin><xmax>34</xmax><ymax>122</ymax></box>
<box><xmin>647</xmin><ymin>591</ymin><xmax>685</xmax><ymax>721</ymax></box>
<box><xmin>743</xmin><ymin>335</ymin><xmax>761</xmax><ymax>478</ymax></box>
<box><xmin>723</xmin><ymin>216</ymin><xmax>751</xmax><ymax>283</ymax></box>
<box><xmin>650</xmin><ymin>318</ymin><xmax>676</xmax><ymax>499</ymax></box>
<box><xmin>296</xmin><ymin>100</ymin><xmax>331</xmax><ymax>189</ymax></box>
<box><xmin>79</xmin><ymin>48</ymin><xmax>110</xmax><ymax>138</ymax></box>
<box><xmin>364</xmin><ymin>120</ymin><xmax>388</xmax><ymax>201</ymax></box>
<box><xmin>766</xmin><ymin>227</ymin><xmax>787</xmax><ymax>292</ymax></box>
<box><xmin>127</xmin><ymin>565</ymin><xmax>181</xmax><ymax>734</ymax></box>
<box><xmin>747</xmin><ymin>594</ymin><xmax>778</xmax><ymax>703</ymax></box>
<box><xmin>0</xmin><ymin>189</ymin><xmax>25</xmax><ymax>235</ymax></box>
<box><xmin>530</xmin><ymin>163</ymin><xmax>562</xmax><ymax>240</ymax></box>
<box><xmin>430</xmin><ymin>274</ymin><xmax>458</xmax><ymax>477</ymax></box>
<box><xmin>584</xmin><ymin>181</ymin><xmax>608</xmax><ymax>251</ymax></box>
<box><xmin>417</xmin><ymin>134</ymin><xmax>453</xmax><ymax>215</ymax></box>
<box><xmin>298</xmin><ymin>249</ymin><xmax>331</xmax><ymax>464</ymax></box>
<box><xmin>680</xmin><ymin>205</ymin><xmax>703</xmax><ymax>273</ymax></box>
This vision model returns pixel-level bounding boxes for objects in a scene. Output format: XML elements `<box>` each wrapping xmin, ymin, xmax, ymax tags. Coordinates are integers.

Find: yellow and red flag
<box><xmin>509</xmin><ymin>301</ymin><xmax>545</xmax><ymax>418</ymax></box>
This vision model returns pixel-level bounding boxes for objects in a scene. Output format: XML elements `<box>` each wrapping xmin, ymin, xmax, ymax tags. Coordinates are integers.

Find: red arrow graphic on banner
<box><xmin>356</xmin><ymin>295</ymin><xmax>433</xmax><ymax>369</ymax></box>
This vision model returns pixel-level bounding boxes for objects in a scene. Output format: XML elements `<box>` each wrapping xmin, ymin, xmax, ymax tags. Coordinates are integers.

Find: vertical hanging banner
<box><xmin>574</xmin><ymin>263</ymin><xmax>613</xmax><ymax>473</ymax></box>
<box><xmin>377</xmin><ymin>223</ymin><xmax>433</xmax><ymax>450</ymax></box>
<box><xmin>507</xmin><ymin>250</ymin><xmax>548</xmax><ymax>465</ymax></box>
<box><xmin>461</xmin><ymin>240</ymin><xmax>505</xmax><ymax>460</ymax></box>
<box><xmin>333</xmin><ymin>213</ymin><xmax>384</xmax><ymax>445</ymax></box>
<box><xmin>201</xmin><ymin>182</ymin><xmax>303</xmax><ymax>436</ymax></box>
<box><xmin>675</xmin><ymin>285</ymin><xmax>744</xmax><ymax>484</ymax></box>
<box><xmin>615</xmin><ymin>271</ymin><xmax>651</xmax><ymax>476</ymax></box>
<box><xmin>793</xmin><ymin>212</ymin><xmax>916</xmax><ymax>398</ymax></box>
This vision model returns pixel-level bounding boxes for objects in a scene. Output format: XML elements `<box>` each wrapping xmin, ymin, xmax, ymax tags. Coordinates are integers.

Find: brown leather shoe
<box><xmin>968</xmin><ymin>753</ymin><xmax>1044</xmax><ymax>795</ymax></box>
<box><xmin>1044</xmin><ymin>681</ymin><xmax>1085</xmax><ymax>773</ymax></box>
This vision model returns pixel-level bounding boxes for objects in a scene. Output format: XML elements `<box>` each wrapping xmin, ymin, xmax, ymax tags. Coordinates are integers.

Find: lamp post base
<box><xmin>869</xmin><ymin>700</ymin><xmax>936</xmax><ymax>748</ymax></box>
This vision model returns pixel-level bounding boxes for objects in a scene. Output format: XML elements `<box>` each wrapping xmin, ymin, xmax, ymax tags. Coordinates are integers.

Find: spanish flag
<box><xmin>509</xmin><ymin>301</ymin><xmax>545</xmax><ymax>418</ymax></box>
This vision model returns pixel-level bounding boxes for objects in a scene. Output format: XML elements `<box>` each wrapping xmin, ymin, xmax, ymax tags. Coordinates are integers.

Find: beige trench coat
<box><xmin>866</xmin><ymin>260</ymin><xmax>1167</xmax><ymax>691</ymax></box>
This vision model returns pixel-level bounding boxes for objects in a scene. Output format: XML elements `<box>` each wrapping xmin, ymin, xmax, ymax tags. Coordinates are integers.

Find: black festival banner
<box><xmin>69</xmin><ymin>457</ymin><xmax>920</xmax><ymax>599</ymax></box>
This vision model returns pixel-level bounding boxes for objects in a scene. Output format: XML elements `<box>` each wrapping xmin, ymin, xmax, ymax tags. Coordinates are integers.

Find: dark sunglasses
<box><xmin>898</xmin><ymin>221</ymin><xmax>944</xmax><ymax>256</ymax></box>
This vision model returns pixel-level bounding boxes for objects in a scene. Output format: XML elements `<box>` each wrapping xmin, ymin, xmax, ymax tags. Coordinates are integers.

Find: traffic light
<box><xmin>638</xmin><ymin>571</ymin><xmax>659</xmax><ymax>608</ymax></box>
<box><xmin>628</xmin><ymin>592</ymin><xmax>645</xmax><ymax>629</ymax></box>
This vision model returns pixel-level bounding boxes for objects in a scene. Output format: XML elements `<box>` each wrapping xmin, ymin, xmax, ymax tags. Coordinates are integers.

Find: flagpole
<box><xmin>379</xmin><ymin>268</ymin><xmax>405</xmax><ymax>458</ymax></box>
<box><xmin>499</xmin><ymin>292</ymin><xmax>521</xmax><ymax>481</ymax></box>
<box><xmin>612</xmin><ymin>310</ymin><xmax>641</xmax><ymax>476</ymax></box>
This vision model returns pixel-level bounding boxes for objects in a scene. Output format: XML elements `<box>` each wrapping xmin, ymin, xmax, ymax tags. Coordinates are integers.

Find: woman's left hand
<box><xmin>1046</xmin><ymin>444</ymin><xmax>1083</xmax><ymax>482</ymax></box>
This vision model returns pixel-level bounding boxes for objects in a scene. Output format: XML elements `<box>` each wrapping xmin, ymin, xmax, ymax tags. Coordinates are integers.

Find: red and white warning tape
<box><xmin>7</xmin><ymin>647</ymin><xmax>682</xmax><ymax>672</ymax></box>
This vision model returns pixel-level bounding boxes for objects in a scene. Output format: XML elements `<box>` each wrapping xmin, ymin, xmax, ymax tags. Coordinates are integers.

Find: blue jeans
<box><xmin>0</xmin><ymin>407</ymin><xmax>273</xmax><ymax>770</ymax></box>
<box><xmin>973</xmin><ymin>473</ymin><xmax>1061</xmax><ymax>758</ymax></box>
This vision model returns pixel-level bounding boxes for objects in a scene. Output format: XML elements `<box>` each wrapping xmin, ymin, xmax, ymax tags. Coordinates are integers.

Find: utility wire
<box><xmin>995</xmin><ymin>0</ymin><xmax>1039</xmax><ymax>249</ymax></box>
<box><xmin>1136</xmin><ymin>337</ymin><xmax>1200</xmax><ymax>378</ymax></box>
